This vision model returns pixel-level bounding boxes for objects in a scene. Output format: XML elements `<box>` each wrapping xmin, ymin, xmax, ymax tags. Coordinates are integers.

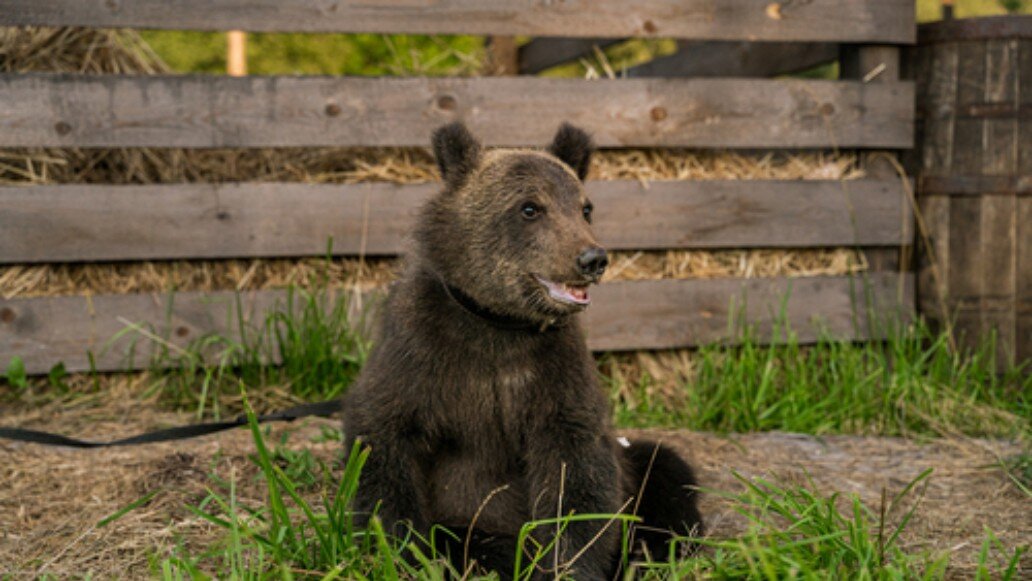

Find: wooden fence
<box><xmin>0</xmin><ymin>0</ymin><xmax>917</xmax><ymax>375</ymax></box>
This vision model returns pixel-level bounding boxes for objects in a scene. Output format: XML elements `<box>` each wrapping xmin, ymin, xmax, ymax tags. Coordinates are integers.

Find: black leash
<box><xmin>0</xmin><ymin>400</ymin><xmax>340</xmax><ymax>449</ymax></box>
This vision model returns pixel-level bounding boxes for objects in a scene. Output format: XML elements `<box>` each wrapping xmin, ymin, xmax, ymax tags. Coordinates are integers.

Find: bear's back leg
<box><xmin>622</xmin><ymin>439</ymin><xmax>704</xmax><ymax>563</ymax></box>
<box><xmin>431</xmin><ymin>526</ymin><xmax>519</xmax><ymax>580</ymax></box>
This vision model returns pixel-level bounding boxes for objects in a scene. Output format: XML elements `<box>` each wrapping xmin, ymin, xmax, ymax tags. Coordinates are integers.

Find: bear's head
<box><xmin>416</xmin><ymin>122</ymin><xmax>607</xmax><ymax>326</ymax></box>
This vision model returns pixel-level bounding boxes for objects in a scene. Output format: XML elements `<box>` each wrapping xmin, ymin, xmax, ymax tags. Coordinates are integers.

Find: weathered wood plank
<box><xmin>626</xmin><ymin>41</ymin><xmax>838</xmax><ymax>78</ymax></box>
<box><xmin>584</xmin><ymin>274</ymin><xmax>912</xmax><ymax>352</ymax></box>
<box><xmin>920</xmin><ymin>42</ymin><xmax>959</xmax><ymax>175</ymax></box>
<box><xmin>919</xmin><ymin>175</ymin><xmax>1032</xmax><ymax>196</ymax></box>
<box><xmin>984</xmin><ymin>39</ymin><xmax>1019</xmax><ymax>105</ymax></box>
<box><xmin>0</xmin><ymin>274</ymin><xmax>914</xmax><ymax>374</ymax></box>
<box><xmin>950</xmin><ymin>119</ymin><xmax>984</xmax><ymax>174</ymax></box>
<box><xmin>1017</xmin><ymin>196</ymin><xmax>1032</xmax><ymax>365</ymax></box>
<box><xmin>0</xmin><ymin>179</ymin><xmax>912</xmax><ymax>264</ymax></box>
<box><xmin>916</xmin><ymin>195</ymin><xmax>950</xmax><ymax>322</ymax></box>
<box><xmin>947</xmin><ymin>197</ymin><xmax>982</xmax><ymax>302</ymax></box>
<box><xmin>838</xmin><ymin>46</ymin><xmax>910</xmax><ymax>284</ymax></box>
<box><xmin>484</xmin><ymin>36</ymin><xmax>520</xmax><ymax>75</ymax></box>
<box><xmin>0</xmin><ymin>0</ymin><xmax>916</xmax><ymax>43</ymax></box>
<box><xmin>980</xmin><ymin>194</ymin><xmax>1016</xmax><ymax>368</ymax></box>
<box><xmin>918</xmin><ymin>15</ymin><xmax>1032</xmax><ymax>44</ymax></box>
<box><xmin>956</xmin><ymin>40</ymin><xmax>987</xmax><ymax>107</ymax></box>
<box><xmin>1019</xmin><ymin>95</ymin><xmax>1032</xmax><ymax>366</ymax></box>
<box><xmin>841</xmin><ymin>45</ymin><xmax>900</xmax><ymax>83</ymax></box>
<box><xmin>0</xmin><ymin>74</ymin><xmax>915</xmax><ymax>149</ymax></box>
<box><xmin>1019</xmin><ymin>38</ymin><xmax>1032</xmax><ymax>105</ymax></box>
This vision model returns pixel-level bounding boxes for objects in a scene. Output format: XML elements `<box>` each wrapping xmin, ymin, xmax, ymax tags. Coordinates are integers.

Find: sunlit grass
<box><xmin>609</xmin><ymin>319</ymin><xmax>1030</xmax><ymax>439</ymax></box>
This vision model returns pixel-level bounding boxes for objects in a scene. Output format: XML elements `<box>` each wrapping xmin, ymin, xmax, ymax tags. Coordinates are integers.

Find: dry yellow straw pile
<box><xmin>0</xmin><ymin>26</ymin><xmax>868</xmax><ymax>302</ymax></box>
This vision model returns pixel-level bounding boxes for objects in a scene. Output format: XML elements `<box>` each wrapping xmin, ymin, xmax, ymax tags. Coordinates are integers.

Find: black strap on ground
<box><xmin>0</xmin><ymin>400</ymin><xmax>340</xmax><ymax>448</ymax></box>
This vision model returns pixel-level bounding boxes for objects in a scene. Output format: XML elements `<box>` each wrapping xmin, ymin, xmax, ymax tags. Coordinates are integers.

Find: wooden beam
<box><xmin>626</xmin><ymin>41</ymin><xmax>839</xmax><ymax>78</ymax></box>
<box><xmin>583</xmin><ymin>274</ymin><xmax>913</xmax><ymax>352</ymax></box>
<box><xmin>841</xmin><ymin>45</ymin><xmax>900</xmax><ymax>84</ymax></box>
<box><xmin>840</xmin><ymin>45</ymin><xmax>912</xmax><ymax>286</ymax></box>
<box><xmin>484</xmin><ymin>37</ymin><xmax>520</xmax><ymax>75</ymax></box>
<box><xmin>0</xmin><ymin>74</ymin><xmax>914</xmax><ymax>148</ymax></box>
<box><xmin>0</xmin><ymin>0</ymin><xmax>916</xmax><ymax>43</ymax></box>
<box><xmin>0</xmin><ymin>179</ymin><xmax>912</xmax><ymax>264</ymax></box>
<box><xmin>0</xmin><ymin>274</ymin><xmax>914</xmax><ymax>374</ymax></box>
<box><xmin>518</xmin><ymin>38</ymin><xmax>623</xmax><ymax>74</ymax></box>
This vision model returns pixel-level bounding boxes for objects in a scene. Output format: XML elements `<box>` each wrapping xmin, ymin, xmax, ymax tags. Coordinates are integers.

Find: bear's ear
<box><xmin>547</xmin><ymin>123</ymin><xmax>593</xmax><ymax>181</ymax></box>
<box><xmin>431</xmin><ymin>122</ymin><xmax>482</xmax><ymax>189</ymax></box>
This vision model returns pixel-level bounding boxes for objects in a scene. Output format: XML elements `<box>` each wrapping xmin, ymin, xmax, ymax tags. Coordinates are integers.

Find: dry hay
<box><xmin>0</xmin><ymin>257</ymin><xmax>398</xmax><ymax>299</ymax></box>
<box><xmin>0</xmin><ymin>26</ymin><xmax>168</xmax><ymax>74</ymax></box>
<box><xmin>0</xmin><ymin>248</ymin><xmax>867</xmax><ymax>299</ymax></box>
<box><xmin>1</xmin><ymin>388</ymin><xmax>1027</xmax><ymax>578</ymax></box>
<box><xmin>0</xmin><ymin>145</ymin><xmax>862</xmax><ymax>186</ymax></box>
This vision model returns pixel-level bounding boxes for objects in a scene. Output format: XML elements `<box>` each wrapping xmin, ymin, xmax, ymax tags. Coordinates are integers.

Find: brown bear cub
<box><xmin>341</xmin><ymin>122</ymin><xmax>702</xmax><ymax>579</ymax></box>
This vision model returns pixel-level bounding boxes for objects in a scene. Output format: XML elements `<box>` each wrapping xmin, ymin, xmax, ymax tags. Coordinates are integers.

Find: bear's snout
<box><xmin>577</xmin><ymin>246</ymin><xmax>608</xmax><ymax>279</ymax></box>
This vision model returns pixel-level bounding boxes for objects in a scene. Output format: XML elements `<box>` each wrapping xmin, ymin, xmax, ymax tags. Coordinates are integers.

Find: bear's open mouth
<box><xmin>534</xmin><ymin>275</ymin><xmax>591</xmax><ymax>306</ymax></box>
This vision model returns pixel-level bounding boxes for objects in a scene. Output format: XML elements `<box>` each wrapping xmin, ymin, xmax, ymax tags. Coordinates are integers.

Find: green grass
<box><xmin>140</xmin><ymin>31</ymin><xmax>484</xmax><ymax>76</ymax></box>
<box><xmin>7</xmin><ymin>282</ymin><xmax>1026</xmax><ymax>439</ymax></box>
<box><xmin>132</xmin><ymin>285</ymin><xmax>370</xmax><ymax>418</ymax></box>
<box><xmin>128</xmin><ymin>287</ymin><xmax>1029</xmax><ymax>439</ymax></box>
<box><xmin>157</xmin><ymin>407</ymin><xmax>630</xmax><ymax>580</ymax></box>
<box><xmin>5</xmin><ymin>281</ymin><xmax>1028</xmax><ymax>578</ymax></box>
<box><xmin>137</xmin><ymin>408</ymin><xmax>1025</xmax><ymax>579</ymax></box>
<box><xmin>609</xmin><ymin>319</ymin><xmax>1030</xmax><ymax>439</ymax></box>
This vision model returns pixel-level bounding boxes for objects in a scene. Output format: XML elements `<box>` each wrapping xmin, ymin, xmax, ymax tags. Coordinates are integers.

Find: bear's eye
<box><xmin>582</xmin><ymin>203</ymin><xmax>594</xmax><ymax>223</ymax></box>
<box><xmin>521</xmin><ymin>202</ymin><xmax>542</xmax><ymax>220</ymax></box>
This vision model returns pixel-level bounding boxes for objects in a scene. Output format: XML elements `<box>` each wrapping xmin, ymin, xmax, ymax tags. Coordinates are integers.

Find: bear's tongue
<box><xmin>537</xmin><ymin>276</ymin><xmax>590</xmax><ymax>306</ymax></box>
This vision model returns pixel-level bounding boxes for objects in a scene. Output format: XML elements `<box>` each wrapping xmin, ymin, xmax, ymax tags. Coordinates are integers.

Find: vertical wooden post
<box><xmin>485</xmin><ymin>36</ymin><xmax>519</xmax><ymax>75</ymax></box>
<box><xmin>841</xmin><ymin>46</ymin><xmax>907</xmax><ymax>274</ymax></box>
<box><xmin>227</xmin><ymin>30</ymin><xmax>248</xmax><ymax>76</ymax></box>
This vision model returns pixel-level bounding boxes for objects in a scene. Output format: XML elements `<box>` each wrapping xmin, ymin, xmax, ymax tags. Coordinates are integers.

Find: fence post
<box><xmin>227</xmin><ymin>30</ymin><xmax>247</xmax><ymax>76</ymax></box>
<box><xmin>841</xmin><ymin>46</ymin><xmax>907</xmax><ymax>275</ymax></box>
<box><xmin>485</xmin><ymin>36</ymin><xmax>519</xmax><ymax>75</ymax></box>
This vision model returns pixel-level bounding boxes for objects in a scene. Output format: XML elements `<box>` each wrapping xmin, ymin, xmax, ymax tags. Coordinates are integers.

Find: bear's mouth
<box><xmin>534</xmin><ymin>275</ymin><xmax>592</xmax><ymax>307</ymax></box>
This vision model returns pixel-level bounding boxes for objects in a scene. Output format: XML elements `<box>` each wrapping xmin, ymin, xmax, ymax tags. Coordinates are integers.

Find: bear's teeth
<box><xmin>536</xmin><ymin>276</ymin><xmax>591</xmax><ymax>306</ymax></box>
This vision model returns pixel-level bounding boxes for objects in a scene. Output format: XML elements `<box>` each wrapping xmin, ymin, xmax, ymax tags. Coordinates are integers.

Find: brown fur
<box><xmin>342</xmin><ymin>122</ymin><xmax>701</xmax><ymax>579</ymax></box>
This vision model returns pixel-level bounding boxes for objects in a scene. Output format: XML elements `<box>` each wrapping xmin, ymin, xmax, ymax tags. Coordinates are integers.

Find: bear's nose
<box><xmin>577</xmin><ymin>247</ymin><xmax>608</xmax><ymax>278</ymax></box>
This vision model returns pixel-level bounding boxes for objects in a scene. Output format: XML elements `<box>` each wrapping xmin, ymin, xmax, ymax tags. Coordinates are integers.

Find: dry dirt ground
<box><xmin>1</xmin><ymin>397</ymin><xmax>1028</xmax><ymax>579</ymax></box>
